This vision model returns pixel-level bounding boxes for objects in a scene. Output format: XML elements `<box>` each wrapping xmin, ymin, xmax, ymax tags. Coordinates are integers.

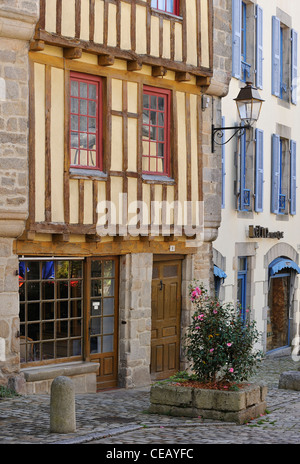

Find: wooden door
<box><xmin>267</xmin><ymin>274</ymin><xmax>290</xmax><ymax>352</ymax></box>
<box><xmin>151</xmin><ymin>259</ymin><xmax>181</xmax><ymax>380</ymax></box>
<box><xmin>86</xmin><ymin>257</ymin><xmax>118</xmax><ymax>390</ymax></box>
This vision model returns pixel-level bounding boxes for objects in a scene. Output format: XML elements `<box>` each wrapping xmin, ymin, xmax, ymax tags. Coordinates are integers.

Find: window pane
<box><xmin>143</xmin><ymin>94</ymin><xmax>149</xmax><ymax>108</ymax></box>
<box><xmin>71</xmin><ymin>114</ymin><xmax>78</xmax><ymax>131</ymax></box>
<box><xmin>70</xmin><ymin>299</ymin><xmax>81</xmax><ymax>318</ymax></box>
<box><xmin>90</xmin><ymin>336</ymin><xmax>101</xmax><ymax>354</ymax></box>
<box><xmin>71</xmin><ymin>319</ymin><xmax>81</xmax><ymax>337</ymax></box>
<box><xmin>57</xmin><ymin>300</ymin><xmax>68</xmax><ymax>319</ymax></box>
<box><xmin>28</xmin><ymin>303</ymin><xmax>40</xmax><ymax>321</ymax></box>
<box><xmin>89</xmin><ymin>84</ymin><xmax>97</xmax><ymax>99</ymax></box>
<box><xmin>104</xmin><ymin>260</ymin><xmax>115</xmax><ymax>277</ymax></box>
<box><xmin>80</xmin><ymin>99</ymin><xmax>87</xmax><ymax>115</ymax></box>
<box><xmin>91</xmin><ymin>300</ymin><xmax>101</xmax><ymax>316</ymax></box>
<box><xmin>103</xmin><ymin>279</ymin><xmax>114</xmax><ymax>297</ymax></box>
<box><xmin>57</xmin><ymin>340</ymin><xmax>68</xmax><ymax>358</ymax></box>
<box><xmin>103</xmin><ymin>298</ymin><xmax>114</xmax><ymax>315</ymax></box>
<box><xmin>71</xmin><ymin>339</ymin><xmax>82</xmax><ymax>356</ymax></box>
<box><xmin>103</xmin><ymin>335</ymin><xmax>113</xmax><ymax>353</ymax></box>
<box><xmin>89</xmin><ymin>100</ymin><xmax>96</xmax><ymax>116</ymax></box>
<box><xmin>71</xmin><ymin>132</ymin><xmax>79</xmax><ymax>148</ymax></box>
<box><xmin>89</xmin><ymin>118</ymin><xmax>96</xmax><ymax>132</ymax></box>
<box><xmin>80</xmin><ymin>82</ymin><xmax>88</xmax><ymax>98</ymax></box>
<box><xmin>26</xmin><ymin>261</ymin><xmax>40</xmax><ymax>280</ymax></box>
<box><xmin>70</xmin><ymin>261</ymin><xmax>82</xmax><ymax>278</ymax></box>
<box><xmin>27</xmin><ymin>282</ymin><xmax>40</xmax><ymax>301</ymax></box>
<box><xmin>71</xmin><ymin>98</ymin><xmax>78</xmax><ymax>113</ymax></box>
<box><xmin>71</xmin><ymin>80</ymin><xmax>78</xmax><ymax>96</ymax></box>
<box><xmin>80</xmin><ymin>116</ymin><xmax>87</xmax><ymax>132</ymax></box>
<box><xmin>103</xmin><ymin>317</ymin><xmax>114</xmax><ymax>334</ymax></box>
<box><xmin>42</xmin><ymin>302</ymin><xmax>54</xmax><ymax>320</ymax></box>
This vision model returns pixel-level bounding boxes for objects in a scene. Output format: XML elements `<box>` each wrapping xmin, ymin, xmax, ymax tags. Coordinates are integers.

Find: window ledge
<box><xmin>142</xmin><ymin>174</ymin><xmax>175</xmax><ymax>185</ymax></box>
<box><xmin>151</xmin><ymin>8</ymin><xmax>182</xmax><ymax>21</ymax></box>
<box><xmin>22</xmin><ymin>361</ymin><xmax>99</xmax><ymax>382</ymax></box>
<box><xmin>69</xmin><ymin>168</ymin><xmax>107</xmax><ymax>180</ymax></box>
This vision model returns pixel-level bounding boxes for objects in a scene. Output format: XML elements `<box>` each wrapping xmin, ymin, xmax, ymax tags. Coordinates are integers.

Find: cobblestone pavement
<box><xmin>0</xmin><ymin>355</ymin><xmax>299</xmax><ymax>445</ymax></box>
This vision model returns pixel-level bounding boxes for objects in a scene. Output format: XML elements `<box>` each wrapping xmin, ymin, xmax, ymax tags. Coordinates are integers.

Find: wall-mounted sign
<box><xmin>249</xmin><ymin>225</ymin><xmax>284</xmax><ymax>240</ymax></box>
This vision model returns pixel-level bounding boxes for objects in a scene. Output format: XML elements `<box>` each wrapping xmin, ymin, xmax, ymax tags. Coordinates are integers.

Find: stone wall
<box><xmin>118</xmin><ymin>253</ymin><xmax>153</xmax><ymax>388</ymax></box>
<box><xmin>0</xmin><ymin>0</ymin><xmax>39</xmax><ymax>390</ymax></box>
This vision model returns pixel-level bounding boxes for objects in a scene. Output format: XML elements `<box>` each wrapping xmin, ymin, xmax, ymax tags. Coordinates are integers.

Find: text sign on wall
<box><xmin>249</xmin><ymin>225</ymin><xmax>284</xmax><ymax>240</ymax></box>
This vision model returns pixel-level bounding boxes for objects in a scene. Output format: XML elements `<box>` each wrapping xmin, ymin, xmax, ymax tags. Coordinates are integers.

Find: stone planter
<box><xmin>149</xmin><ymin>382</ymin><xmax>268</xmax><ymax>425</ymax></box>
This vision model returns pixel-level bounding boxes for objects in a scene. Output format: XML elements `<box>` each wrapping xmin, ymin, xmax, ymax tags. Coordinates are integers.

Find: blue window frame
<box><xmin>239</xmin><ymin>128</ymin><xmax>251</xmax><ymax>211</ymax></box>
<box><xmin>241</xmin><ymin>2</ymin><xmax>249</xmax><ymax>82</ymax></box>
<box><xmin>237</xmin><ymin>257</ymin><xmax>247</xmax><ymax>324</ymax></box>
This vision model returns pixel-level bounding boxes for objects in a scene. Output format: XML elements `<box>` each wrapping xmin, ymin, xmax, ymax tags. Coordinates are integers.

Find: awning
<box><xmin>269</xmin><ymin>257</ymin><xmax>300</xmax><ymax>276</ymax></box>
<box><xmin>214</xmin><ymin>265</ymin><xmax>227</xmax><ymax>279</ymax></box>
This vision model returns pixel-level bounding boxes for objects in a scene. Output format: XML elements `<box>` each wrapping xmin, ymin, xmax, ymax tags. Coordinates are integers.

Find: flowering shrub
<box><xmin>184</xmin><ymin>284</ymin><xmax>263</xmax><ymax>384</ymax></box>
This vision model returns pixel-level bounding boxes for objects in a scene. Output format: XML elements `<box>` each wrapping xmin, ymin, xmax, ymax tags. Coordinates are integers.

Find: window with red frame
<box><xmin>142</xmin><ymin>87</ymin><xmax>171</xmax><ymax>176</ymax></box>
<box><xmin>70</xmin><ymin>73</ymin><xmax>102</xmax><ymax>170</ymax></box>
<box><xmin>151</xmin><ymin>0</ymin><xmax>180</xmax><ymax>16</ymax></box>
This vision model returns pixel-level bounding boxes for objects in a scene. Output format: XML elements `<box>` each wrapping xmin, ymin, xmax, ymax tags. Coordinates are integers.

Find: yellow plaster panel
<box><xmin>128</xmin><ymin>118</ymin><xmax>137</xmax><ymax>172</ymax></box>
<box><xmin>142</xmin><ymin>183</ymin><xmax>150</xmax><ymax>225</ymax></box>
<box><xmin>127</xmin><ymin>177</ymin><xmax>138</xmax><ymax>224</ymax></box>
<box><xmin>76</xmin><ymin>52</ymin><xmax>98</xmax><ymax>65</ymax></box>
<box><xmin>112</xmin><ymin>79</ymin><xmax>123</xmax><ymax>112</ymax></box>
<box><xmin>45</xmin><ymin>0</ymin><xmax>56</xmax><ymax>33</ymax></box>
<box><xmin>94</xmin><ymin>0</ymin><xmax>104</xmax><ymax>44</ymax></box>
<box><xmin>110</xmin><ymin>176</ymin><xmax>123</xmax><ymax>226</ymax></box>
<box><xmin>50</xmin><ymin>67</ymin><xmax>64</xmax><ymax>223</ymax></box>
<box><xmin>127</xmin><ymin>82</ymin><xmax>138</xmax><ymax>113</ymax></box>
<box><xmin>163</xmin><ymin>20</ymin><xmax>171</xmax><ymax>59</ymax></box>
<box><xmin>107</xmin><ymin>3</ymin><xmax>117</xmax><ymax>47</ymax></box>
<box><xmin>150</xmin><ymin>15</ymin><xmax>159</xmax><ymax>57</ymax></box>
<box><xmin>96</xmin><ymin>180</ymin><xmax>106</xmax><ymax>228</ymax></box>
<box><xmin>190</xmin><ymin>94</ymin><xmax>199</xmax><ymax>223</ymax></box>
<box><xmin>39</xmin><ymin>45</ymin><xmax>63</xmax><ymax>58</ymax></box>
<box><xmin>111</xmin><ymin>115</ymin><xmax>123</xmax><ymax>171</ymax></box>
<box><xmin>174</xmin><ymin>22</ymin><xmax>182</xmax><ymax>62</ymax></box>
<box><xmin>121</xmin><ymin>2</ymin><xmax>131</xmax><ymax>50</ymax></box>
<box><xmin>136</xmin><ymin>5</ymin><xmax>147</xmax><ymax>55</ymax></box>
<box><xmin>186</xmin><ymin>0</ymin><xmax>197</xmax><ymax>66</ymax></box>
<box><xmin>154</xmin><ymin>184</ymin><xmax>163</xmax><ymax>225</ymax></box>
<box><xmin>80</xmin><ymin>0</ymin><xmax>90</xmax><ymax>41</ymax></box>
<box><xmin>61</xmin><ymin>0</ymin><xmax>75</xmax><ymax>38</ymax></box>
<box><xmin>83</xmin><ymin>180</ymin><xmax>93</xmax><ymax>224</ymax></box>
<box><xmin>200</xmin><ymin>0</ymin><xmax>210</xmax><ymax>68</ymax></box>
<box><xmin>34</xmin><ymin>63</ymin><xmax>46</xmax><ymax>223</ymax></box>
<box><xmin>166</xmin><ymin>186</ymin><xmax>175</xmax><ymax>225</ymax></box>
<box><xmin>69</xmin><ymin>179</ymin><xmax>79</xmax><ymax>224</ymax></box>
<box><xmin>176</xmin><ymin>92</ymin><xmax>187</xmax><ymax>218</ymax></box>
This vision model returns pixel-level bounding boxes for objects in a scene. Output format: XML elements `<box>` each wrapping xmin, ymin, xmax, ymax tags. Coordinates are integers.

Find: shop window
<box><xmin>271</xmin><ymin>135</ymin><xmax>296</xmax><ymax>215</ymax></box>
<box><xmin>70</xmin><ymin>72</ymin><xmax>103</xmax><ymax>170</ymax></box>
<box><xmin>19</xmin><ymin>259</ymin><xmax>84</xmax><ymax>364</ymax></box>
<box><xmin>151</xmin><ymin>0</ymin><xmax>180</xmax><ymax>16</ymax></box>
<box><xmin>142</xmin><ymin>86</ymin><xmax>171</xmax><ymax>176</ymax></box>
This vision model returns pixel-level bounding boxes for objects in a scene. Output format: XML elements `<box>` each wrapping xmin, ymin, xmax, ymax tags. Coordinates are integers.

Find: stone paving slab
<box><xmin>0</xmin><ymin>355</ymin><xmax>299</xmax><ymax>444</ymax></box>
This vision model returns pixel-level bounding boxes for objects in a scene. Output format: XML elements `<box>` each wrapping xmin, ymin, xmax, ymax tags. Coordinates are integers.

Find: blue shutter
<box><xmin>290</xmin><ymin>140</ymin><xmax>297</xmax><ymax>215</ymax></box>
<box><xmin>272</xmin><ymin>16</ymin><xmax>280</xmax><ymax>97</ymax></box>
<box><xmin>271</xmin><ymin>134</ymin><xmax>280</xmax><ymax>214</ymax></box>
<box><xmin>256</xmin><ymin>5</ymin><xmax>263</xmax><ymax>89</ymax></box>
<box><xmin>255</xmin><ymin>128</ymin><xmax>264</xmax><ymax>212</ymax></box>
<box><xmin>291</xmin><ymin>29</ymin><xmax>298</xmax><ymax>105</ymax></box>
<box><xmin>239</xmin><ymin>128</ymin><xmax>247</xmax><ymax>211</ymax></box>
<box><xmin>232</xmin><ymin>0</ymin><xmax>242</xmax><ymax>79</ymax></box>
<box><xmin>221</xmin><ymin>116</ymin><xmax>225</xmax><ymax>209</ymax></box>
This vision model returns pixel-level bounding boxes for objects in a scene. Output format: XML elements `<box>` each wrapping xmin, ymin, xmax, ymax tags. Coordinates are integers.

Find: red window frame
<box><xmin>70</xmin><ymin>72</ymin><xmax>103</xmax><ymax>171</ymax></box>
<box><xmin>142</xmin><ymin>86</ymin><xmax>171</xmax><ymax>177</ymax></box>
<box><xmin>151</xmin><ymin>0</ymin><xmax>180</xmax><ymax>16</ymax></box>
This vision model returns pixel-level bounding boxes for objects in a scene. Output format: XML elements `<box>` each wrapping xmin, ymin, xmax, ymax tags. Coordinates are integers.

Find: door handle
<box><xmin>160</xmin><ymin>280</ymin><xmax>163</xmax><ymax>291</ymax></box>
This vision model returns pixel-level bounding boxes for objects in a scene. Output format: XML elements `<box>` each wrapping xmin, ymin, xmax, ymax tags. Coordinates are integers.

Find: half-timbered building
<box><xmin>0</xmin><ymin>0</ymin><xmax>231</xmax><ymax>393</ymax></box>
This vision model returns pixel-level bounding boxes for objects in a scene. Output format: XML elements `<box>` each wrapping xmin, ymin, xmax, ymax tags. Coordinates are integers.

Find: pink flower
<box><xmin>209</xmin><ymin>348</ymin><xmax>214</xmax><ymax>352</ymax></box>
<box><xmin>195</xmin><ymin>326</ymin><xmax>200</xmax><ymax>330</ymax></box>
<box><xmin>213</xmin><ymin>309</ymin><xmax>218</xmax><ymax>314</ymax></box>
<box><xmin>229</xmin><ymin>368</ymin><xmax>234</xmax><ymax>373</ymax></box>
<box><xmin>195</xmin><ymin>287</ymin><xmax>201</xmax><ymax>295</ymax></box>
<box><xmin>198</xmin><ymin>314</ymin><xmax>204</xmax><ymax>320</ymax></box>
<box><xmin>227</xmin><ymin>343</ymin><xmax>232</xmax><ymax>347</ymax></box>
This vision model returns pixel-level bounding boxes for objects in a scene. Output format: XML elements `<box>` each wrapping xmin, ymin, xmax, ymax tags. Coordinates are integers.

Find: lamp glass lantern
<box><xmin>234</xmin><ymin>81</ymin><xmax>264</xmax><ymax>126</ymax></box>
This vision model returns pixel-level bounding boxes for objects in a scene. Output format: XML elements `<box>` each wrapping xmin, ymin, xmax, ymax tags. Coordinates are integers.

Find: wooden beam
<box><xmin>52</xmin><ymin>233</ymin><xmax>70</xmax><ymax>242</ymax></box>
<box><xmin>30</xmin><ymin>40</ymin><xmax>45</xmax><ymax>51</ymax></box>
<box><xmin>63</xmin><ymin>47</ymin><xmax>82</xmax><ymax>59</ymax></box>
<box><xmin>175</xmin><ymin>72</ymin><xmax>192</xmax><ymax>82</ymax></box>
<box><xmin>152</xmin><ymin>66</ymin><xmax>167</xmax><ymax>77</ymax></box>
<box><xmin>127</xmin><ymin>60</ymin><xmax>142</xmax><ymax>71</ymax></box>
<box><xmin>196</xmin><ymin>76</ymin><xmax>211</xmax><ymax>90</ymax></box>
<box><xmin>86</xmin><ymin>233</ymin><xmax>102</xmax><ymax>243</ymax></box>
<box><xmin>98</xmin><ymin>54</ymin><xmax>114</xmax><ymax>66</ymax></box>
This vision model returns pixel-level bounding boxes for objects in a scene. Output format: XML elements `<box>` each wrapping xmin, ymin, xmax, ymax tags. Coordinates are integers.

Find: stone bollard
<box><xmin>50</xmin><ymin>376</ymin><xmax>76</xmax><ymax>433</ymax></box>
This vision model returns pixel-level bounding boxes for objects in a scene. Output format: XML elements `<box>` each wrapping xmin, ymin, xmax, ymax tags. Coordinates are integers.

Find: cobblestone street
<box><xmin>0</xmin><ymin>355</ymin><xmax>299</xmax><ymax>446</ymax></box>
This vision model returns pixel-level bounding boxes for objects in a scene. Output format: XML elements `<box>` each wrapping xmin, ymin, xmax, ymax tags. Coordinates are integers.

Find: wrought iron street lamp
<box><xmin>211</xmin><ymin>82</ymin><xmax>264</xmax><ymax>152</ymax></box>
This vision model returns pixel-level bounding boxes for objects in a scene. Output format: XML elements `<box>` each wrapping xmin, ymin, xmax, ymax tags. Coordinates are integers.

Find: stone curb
<box><xmin>52</xmin><ymin>421</ymin><xmax>239</xmax><ymax>444</ymax></box>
